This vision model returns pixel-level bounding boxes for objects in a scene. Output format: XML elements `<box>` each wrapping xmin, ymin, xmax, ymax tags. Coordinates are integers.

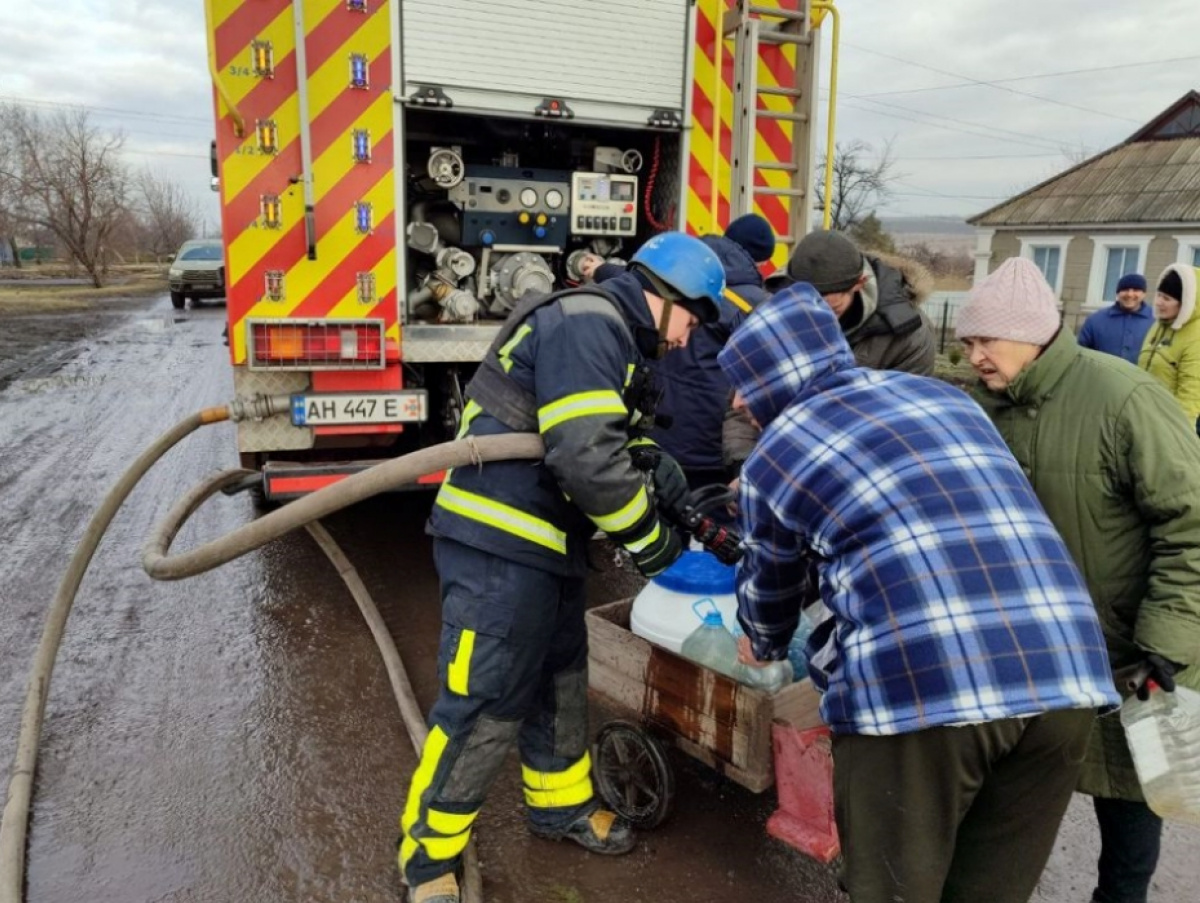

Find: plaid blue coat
<box><xmin>717</xmin><ymin>284</ymin><xmax>1119</xmax><ymax>735</ymax></box>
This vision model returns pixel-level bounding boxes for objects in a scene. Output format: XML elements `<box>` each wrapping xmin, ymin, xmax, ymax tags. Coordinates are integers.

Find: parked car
<box><xmin>167</xmin><ymin>239</ymin><xmax>225</xmax><ymax>310</ymax></box>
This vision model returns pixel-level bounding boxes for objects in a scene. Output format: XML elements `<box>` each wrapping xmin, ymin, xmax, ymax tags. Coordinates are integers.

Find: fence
<box><xmin>925</xmin><ymin>291</ymin><xmax>1089</xmax><ymax>353</ymax></box>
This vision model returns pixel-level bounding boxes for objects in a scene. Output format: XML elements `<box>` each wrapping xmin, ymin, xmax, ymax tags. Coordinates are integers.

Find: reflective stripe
<box><xmin>447</xmin><ymin>628</ymin><xmax>476</xmax><ymax>695</ymax></box>
<box><xmin>498</xmin><ymin>323</ymin><xmax>533</xmax><ymax>373</ymax></box>
<box><xmin>723</xmin><ymin>287</ymin><xmax>753</xmax><ymax>313</ymax></box>
<box><xmin>400</xmin><ymin>725</ymin><xmax>450</xmax><ymax>865</ymax></box>
<box><xmin>399</xmin><ymin>835</ymin><xmax>418</xmax><ymax>868</ymax></box>
<box><xmin>624</xmin><ymin>520</ymin><xmax>661</xmax><ymax>554</ymax></box>
<box><xmin>522</xmin><ymin>754</ymin><xmax>594</xmax><ymax>810</ymax></box>
<box><xmin>436</xmin><ymin>483</ymin><xmax>568</xmax><ymax>554</ymax></box>
<box><xmin>624</xmin><ymin>363</ymin><xmax>636</xmax><ymax>387</ymax></box>
<box><xmin>538</xmin><ymin>390</ymin><xmax>627</xmax><ymax>433</ymax></box>
<box><xmin>522</xmin><ymin>752</ymin><xmax>592</xmax><ymax>789</ymax></box>
<box><xmin>428</xmin><ymin>808</ymin><xmax>477</xmax><ymax>836</ymax></box>
<box><xmin>455</xmin><ymin>399</ymin><xmax>482</xmax><ymax>439</ymax></box>
<box><xmin>419</xmin><ymin>830</ymin><xmax>472</xmax><ymax>861</ymax></box>
<box><xmin>591</xmin><ymin>486</ymin><xmax>650</xmax><ymax>534</ymax></box>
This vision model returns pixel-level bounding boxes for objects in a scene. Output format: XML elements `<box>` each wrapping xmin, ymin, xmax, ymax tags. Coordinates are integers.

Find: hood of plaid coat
<box><xmin>718</xmin><ymin>282</ymin><xmax>857</xmax><ymax>429</ymax></box>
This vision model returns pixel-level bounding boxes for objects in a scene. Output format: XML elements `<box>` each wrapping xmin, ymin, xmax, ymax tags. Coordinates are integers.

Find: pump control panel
<box><xmin>449</xmin><ymin>166</ymin><xmax>571</xmax><ymax>248</ymax></box>
<box><xmin>570</xmin><ymin>172</ymin><xmax>638</xmax><ymax>237</ymax></box>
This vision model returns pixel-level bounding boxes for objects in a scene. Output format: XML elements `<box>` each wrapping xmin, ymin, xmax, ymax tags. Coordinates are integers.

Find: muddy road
<box><xmin>0</xmin><ymin>294</ymin><xmax>1196</xmax><ymax>902</ymax></box>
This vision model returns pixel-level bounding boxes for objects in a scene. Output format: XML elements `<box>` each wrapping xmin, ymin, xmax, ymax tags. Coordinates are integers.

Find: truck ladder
<box><xmin>724</xmin><ymin>1</ymin><xmax>818</xmax><ymax>247</ymax></box>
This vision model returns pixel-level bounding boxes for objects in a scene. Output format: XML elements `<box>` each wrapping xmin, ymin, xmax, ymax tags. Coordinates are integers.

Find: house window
<box><xmin>1102</xmin><ymin>246</ymin><xmax>1142</xmax><ymax>301</ymax></box>
<box><xmin>1174</xmin><ymin>235</ymin><xmax>1200</xmax><ymax>271</ymax></box>
<box><xmin>1087</xmin><ymin>235</ymin><xmax>1152</xmax><ymax>307</ymax></box>
<box><xmin>1032</xmin><ymin>246</ymin><xmax>1061</xmax><ymax>289</ymax></box>
<box><xmin>1018</xmin><ymin>236</ymin><xmax>1070</xmax><ymax>296</ymax></box>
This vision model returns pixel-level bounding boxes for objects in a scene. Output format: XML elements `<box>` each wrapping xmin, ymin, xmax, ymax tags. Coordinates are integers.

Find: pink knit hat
<box><xmin>956</xmin><ymin>257</ymin><xmax>1061</xmax><ymax>344</ymax></box>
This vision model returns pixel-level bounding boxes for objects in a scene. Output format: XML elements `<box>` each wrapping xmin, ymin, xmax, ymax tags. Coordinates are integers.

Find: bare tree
<box><xmin>135</xmin><ymin>169</ymin><xmax>199</xmax><ymax>259</ymax></box>
<box><xmin>0</xmin><ymin>104</ymin><xmax>130</xmax><ymax>286</ymax></box>
<box><xmin>814</xmin><ymin>139</ymin><xmax>898</xmax><ymax>231</ymax></box>
<box><xmin>0</xmin><ymin>109</ymin><xmax>22</xmax><ymax>267</ymax></box>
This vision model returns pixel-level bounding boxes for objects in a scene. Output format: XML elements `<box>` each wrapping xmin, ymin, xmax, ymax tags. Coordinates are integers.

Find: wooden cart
<box><xmin>586</xmin><ymin>598</ymin><xmax>825</xmax><ymax>828</ymax></box>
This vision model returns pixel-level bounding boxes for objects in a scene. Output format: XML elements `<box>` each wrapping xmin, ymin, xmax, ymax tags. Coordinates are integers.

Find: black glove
<box><xmin>1132</xmin><ymin>653</ymin><xmax>1180</xmax><ymax>701</ymax></box>
<box><xmin>630</xmin><ymin>443</ymin><xmax>690</xmax><ymax>523</ymax></box>
<box><xmin>629</xmin><ymin>518</ymin><xmax>684</xmax><ymax>578</ymax></box>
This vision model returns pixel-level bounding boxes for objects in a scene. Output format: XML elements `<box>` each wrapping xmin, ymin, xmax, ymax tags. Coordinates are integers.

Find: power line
<box><xmin>867</xmin><ymin>152</ymin><xmax>1064</xmax><ymax>161</ymax></box>
<box><xmin>892</xmin><ymin>180</ymin><xmax>1008</xmax><ymax>201</ymax></box>
<box><xmin>848</xmin><ymin>95</ymin><xmax>1070</xmax><ymax>150</ymax></box>
<box><xmin>853</xmin><ymin>55</ymin><xmax>1200</xmax><ymax>99</ymax></box>
<box><xmin>124</xmin><ymin>148</ymin><xmax>210</xmax><ymax>160</ymax></box>
<box><xmin>836</xmin><ymin>97</ymin><xmax>1069</xmax><ymax>153</ymax></box>
<box><xmin>842</xmin><ymin>43</ymin><xmax>1145</xmax><ymax>124</ymax></box>
<box><xmin>0</xmin><ymin>94</ymin><xmax>211</xmax><ymax>126</ymax></box>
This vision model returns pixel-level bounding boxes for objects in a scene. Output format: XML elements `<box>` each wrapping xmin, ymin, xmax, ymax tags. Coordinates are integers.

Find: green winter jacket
<box><xmin>975</xmin><ymin>327</ymin><xmax>1200</xmax><ymax>800</ymax></box>
<box><xmin>1138</xmin><ymin>263</ymin><xmax>1200</xmax><ymax>428</ymax></box>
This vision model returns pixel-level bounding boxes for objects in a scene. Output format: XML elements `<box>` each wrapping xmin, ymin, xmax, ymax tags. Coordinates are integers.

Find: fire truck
<box><xmin>203</xmin><ymin>0</ymin><xmax>831</xmax><ymax>501</ymax></box>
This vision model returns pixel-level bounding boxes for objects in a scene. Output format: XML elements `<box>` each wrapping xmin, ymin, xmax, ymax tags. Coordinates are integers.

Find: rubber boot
<box><xmin>409</xmin><ymin>872</ymin><xmax>459</xmax><ymax>903</ymax></box>
<box><xmin>529</xmin><ymin>807</ymin><xmax>636</xmax><ymax>854</ymax></box>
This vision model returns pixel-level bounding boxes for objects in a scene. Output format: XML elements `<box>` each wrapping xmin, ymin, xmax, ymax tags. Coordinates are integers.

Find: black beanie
<box><xmin>786</xmin><ymin>230</ymin><xmax>864</xmax><ymax>294</ymax></box>
<box><xmin>1159</xmin><ymin>269</ymin><xmax>1184</xmax><ymax>303</ymax></box>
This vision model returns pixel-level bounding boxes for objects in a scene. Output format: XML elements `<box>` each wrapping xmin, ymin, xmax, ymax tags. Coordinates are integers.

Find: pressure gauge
<box><xmin>545</xmin><ymin>188</ymin><xmax>564</xmax><ymax>210</ymax></box>
<box><xmin>519</xmin><ymin>187</ymin><xmax>538</xmax><ymax>208</ymax></box>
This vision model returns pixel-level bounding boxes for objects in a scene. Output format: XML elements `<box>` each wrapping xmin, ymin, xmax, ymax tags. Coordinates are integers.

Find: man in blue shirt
<box><xmin>1077</xmin><ymin>273</ymin><xmax>1153</xmax><ymax>364</ymax></box>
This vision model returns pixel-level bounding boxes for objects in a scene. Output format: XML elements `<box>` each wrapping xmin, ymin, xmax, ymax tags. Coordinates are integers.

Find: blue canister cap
<box><xmin>652</xmin><ymin>550</ymin><xmax>735</xmax><ymax>595</ymax></box>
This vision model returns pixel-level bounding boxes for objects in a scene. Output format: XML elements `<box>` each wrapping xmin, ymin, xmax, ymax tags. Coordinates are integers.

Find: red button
<box><xmin>623</xmin><ymin>203</ymin><xmax>634</xmax><ymax>213</ymax></box>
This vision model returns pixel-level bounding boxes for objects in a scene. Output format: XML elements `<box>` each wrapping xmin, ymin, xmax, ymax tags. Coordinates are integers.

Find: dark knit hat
<box><xmin>786</xmin><ymin>230</ymin><xmax>865</xmax><ymax>294</ymax></box>
<box><xmin>1117</xmin><ymin>273</ymin><xmax>1147</xmax><ymax>293</ymax></box>
<box><xmin>724</xmin><ymin>213</ymin><xmax>776</xmax><ymax>263</ymax></box>
<box><xmin>1159</xmin><ymin>269</ymin><xmax>1184</xmax><ymax>302</ymax></box>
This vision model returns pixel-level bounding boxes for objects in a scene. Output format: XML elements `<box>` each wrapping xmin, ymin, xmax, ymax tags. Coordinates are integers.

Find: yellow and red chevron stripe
<box><xmin>686</xmin><ymin>0</ymin><xmax>802</xmax><ymax>270</ymax></box>
<box><xmin>209</xmin><ymin>0</ymin><xmax>397</xmax><ymax>366</ymax></box>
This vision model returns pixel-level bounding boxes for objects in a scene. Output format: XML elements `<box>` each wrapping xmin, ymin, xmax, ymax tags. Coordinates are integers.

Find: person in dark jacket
<box><xmin>583</xmin><ymin>213</ymin><xmax>776</xmax><ymax>488</ymax></box>
<box><xmin>401</xmin><ymin>233</ymin><xmax>726</xmax><ymax>903</ymax></box>
<box><xmin>724</xmin><ymin>229</ymin><xmax>937</xmax><ymax>469</ymax></box>
<box><xmin>1077</xmin><ymin>272</ymin><xmax>1153</xmax><ymax>364</ymax></box>
<box><xmin>719</xmin><ymin>283</ymin><xmax>1118</xmax><ymax>903</ymax></box>
<box><xmin>957</xmin><ymin>257</ymin><xmax>1200</xmax><ymax>903</ymax></box>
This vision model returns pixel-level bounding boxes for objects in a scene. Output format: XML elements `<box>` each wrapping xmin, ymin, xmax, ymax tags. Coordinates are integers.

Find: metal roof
<box><xmin>971</xmin><ymin>91</ymin><xmax>1200</xmax><ymax>227</ymax></box>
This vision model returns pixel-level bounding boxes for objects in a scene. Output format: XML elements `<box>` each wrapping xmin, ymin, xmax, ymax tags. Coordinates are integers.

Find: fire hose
<box><xmin>0</xmin><ymin>393</ymin><xmax>741</xmax><ymax>903</ymax></box>
<box><xmin>0</xmin><ymin>394</ymin><xmax>542</xmax><ymax>903</ymax></box>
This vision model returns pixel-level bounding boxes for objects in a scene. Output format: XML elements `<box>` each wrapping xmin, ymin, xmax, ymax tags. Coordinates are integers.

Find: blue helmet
<box><xmin>630</xmin><ymin>232</ymin><xmax>726</xmax><ymax>324</ymax></box>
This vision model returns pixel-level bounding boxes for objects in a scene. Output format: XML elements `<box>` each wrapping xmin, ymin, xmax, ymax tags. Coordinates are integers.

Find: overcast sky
<box><xmin>1</xmin><ymin>0</ymin><xmax>1197</xmax><ymax>230</ymax></box>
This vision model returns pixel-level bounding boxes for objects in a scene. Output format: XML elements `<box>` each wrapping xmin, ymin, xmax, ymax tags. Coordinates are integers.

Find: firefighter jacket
<box><xmin>427</xmin><ymin>272</ymin><xmax>675</xmax><ymax>578</ymax></box>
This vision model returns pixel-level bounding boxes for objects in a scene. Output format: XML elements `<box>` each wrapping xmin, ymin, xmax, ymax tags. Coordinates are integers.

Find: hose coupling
<box><xmin>227</xmin><ymin>393</ymin><xmax>293</xmax><ymax>423</ymax></box>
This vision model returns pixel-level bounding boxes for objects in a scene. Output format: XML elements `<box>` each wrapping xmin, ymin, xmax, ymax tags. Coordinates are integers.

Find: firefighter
<box><xmin>399</xmin><ymin>232</ymin><xmax>727</xmax><ymax>903</ymax></box>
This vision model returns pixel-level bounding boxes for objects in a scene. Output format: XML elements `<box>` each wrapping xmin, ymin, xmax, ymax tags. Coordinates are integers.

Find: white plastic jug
<box><xmin>631</xmin><ymin>550</ymin><xmax>738</xmax><ymax>653</ymax></box>
<box><xmin>1121</xmin><ymin>684</ymin><xmax>1200</xmax><ymax>825</ymax></box>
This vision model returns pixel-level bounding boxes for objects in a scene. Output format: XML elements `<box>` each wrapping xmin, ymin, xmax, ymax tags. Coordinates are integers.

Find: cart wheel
<box><xmin>592</xmin><ymin>720</ymin><xmax>675</xmax><ymax>829</ymax></box>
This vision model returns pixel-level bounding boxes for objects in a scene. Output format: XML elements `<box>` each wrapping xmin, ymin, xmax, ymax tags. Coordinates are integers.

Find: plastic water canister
<box><xmin>1121</xmin><ymin>684</ymin><xmax>1200</xmax><ymax>825</ymax></box>
<box><xmin>679</xmin><ymin>603</ymin><xmax>740</xmax><ymax>679</ymax></box>
<box><xmin>631</xmin><ymin>551</ymin><xmax>738</xmax><ymax>653</ymax></box>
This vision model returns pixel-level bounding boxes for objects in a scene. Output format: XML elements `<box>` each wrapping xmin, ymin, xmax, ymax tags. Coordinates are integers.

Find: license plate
<box><xmin>290</xmin><ymin>391</ymin><xmax>428</xmax><ymax>426</ymax></box>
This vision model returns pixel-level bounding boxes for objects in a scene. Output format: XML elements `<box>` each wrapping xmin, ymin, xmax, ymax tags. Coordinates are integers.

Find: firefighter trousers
<box><xmin>399</xmin><ymin>538</ymin><xmax>595</xmax><ymax>887</ymax></box>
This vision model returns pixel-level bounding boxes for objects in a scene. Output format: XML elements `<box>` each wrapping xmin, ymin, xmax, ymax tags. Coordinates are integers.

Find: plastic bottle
<box><xmin>786</xmin><ymin>610</ymin><xmax>815</xmax><ymax>682</ymax></box>
<box><xmin>1120</xmin><ymin>683</ymin><xmax>1200</xmax><ymax>825</ymax></box>
<box><xmin>735</xmin><ymin>659</ymin><xmax>792</xmax><ymax>694</ymax></box>
<box><xmin>679</xmin><ymin>600</ymin><xmax>740</xmax><ymax>679</ymax></box>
